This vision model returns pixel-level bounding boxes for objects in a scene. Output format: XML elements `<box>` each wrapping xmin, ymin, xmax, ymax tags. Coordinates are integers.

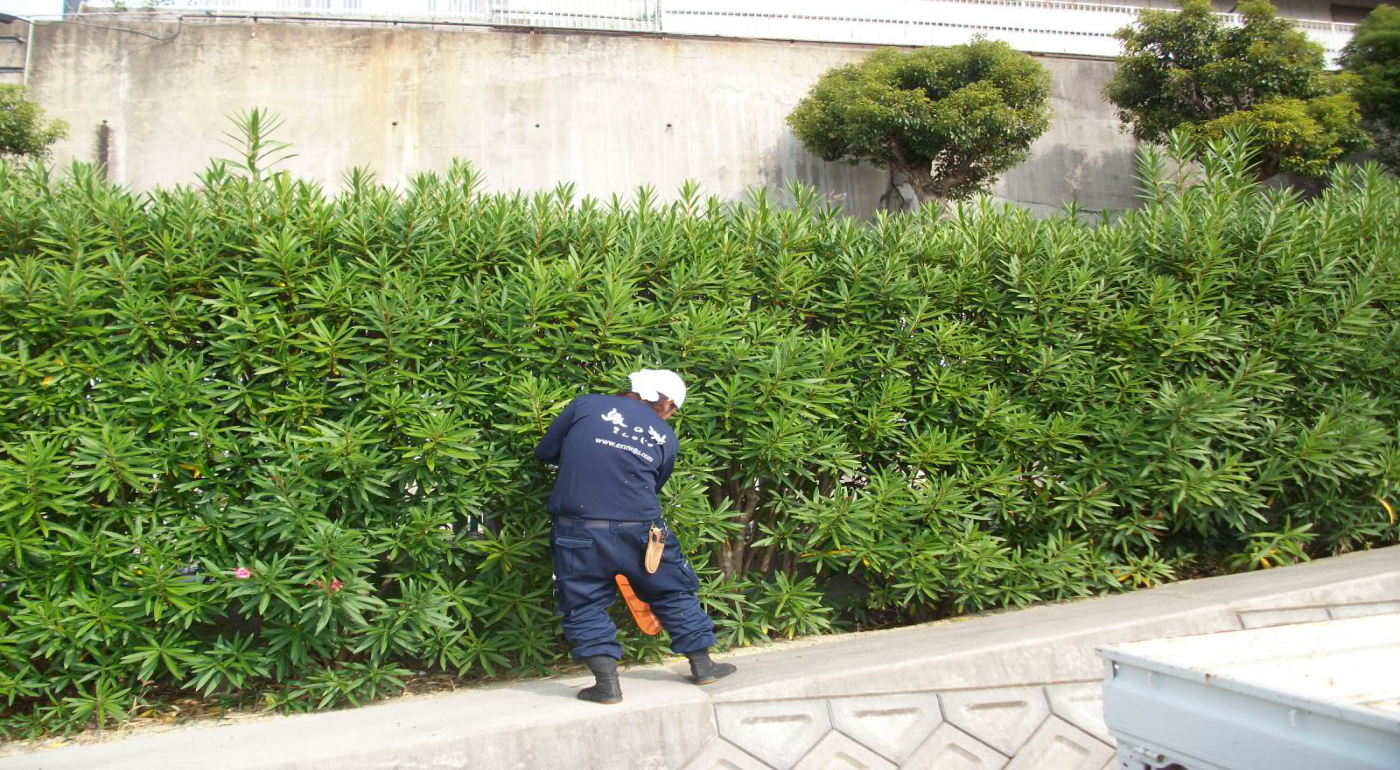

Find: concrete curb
<box><xmin>4</xmin><ymin>670</ymin><xmax>717</xmax><ymax>770</ymax></box>
<box><xmin>706</xmin><ymin>545</ymin><xmax>1400</xmax><ymax>703</ymax></box>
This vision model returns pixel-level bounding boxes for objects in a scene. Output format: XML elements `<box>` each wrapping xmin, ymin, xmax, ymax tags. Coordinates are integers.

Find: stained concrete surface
<box><xmin>21</xmin><ymin>19</ymin><xmax>1140</xmax><ymax>218</ymax></box>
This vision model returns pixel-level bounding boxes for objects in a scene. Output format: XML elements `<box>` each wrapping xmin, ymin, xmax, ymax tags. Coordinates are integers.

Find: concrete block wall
<box><xmin>688</xmin><ymin>688</ymin><xmax>1125</xmax><ymax>768</ymax></box>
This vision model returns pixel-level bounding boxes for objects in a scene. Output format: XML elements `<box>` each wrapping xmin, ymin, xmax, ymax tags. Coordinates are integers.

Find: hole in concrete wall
<box><xmin>391</xmin><ymin>121</ymin><xmax>398</xmax><ymax>126</ymax></box>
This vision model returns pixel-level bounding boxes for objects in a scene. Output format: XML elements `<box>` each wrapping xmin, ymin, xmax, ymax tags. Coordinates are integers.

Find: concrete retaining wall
<box><xmin>22</xmin><ymin>18</ymin><xmax>1140</xmax><ymax>217</ymax></box>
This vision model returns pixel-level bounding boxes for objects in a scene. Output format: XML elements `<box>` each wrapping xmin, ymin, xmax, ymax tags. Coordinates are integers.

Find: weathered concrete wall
<box><xmin>25</xmin><ymin>19</ymin><xmax>1140</xmax><ymax>217</ymax></box>
<box><xmin>992</xmin><ymin>56</ymin><xmax>1137</xmax><ymax>217</ymax></box>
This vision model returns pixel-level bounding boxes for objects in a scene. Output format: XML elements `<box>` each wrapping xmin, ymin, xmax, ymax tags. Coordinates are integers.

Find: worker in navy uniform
<box><xmin>534</xmin><ymin>369</ymin><xmax>736</xmax><ymax>704</ymax></box>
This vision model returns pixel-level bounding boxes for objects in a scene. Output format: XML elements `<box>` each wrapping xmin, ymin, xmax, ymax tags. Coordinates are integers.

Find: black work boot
<box><xmin>577</xmin><ymin>655</ymin><xmax>623</xmax><ymax>704</ymax></box>
<box><xmin>686</xmin><ymin>649</ymin><xmax>737</xmax><ymax>685</ymax></box>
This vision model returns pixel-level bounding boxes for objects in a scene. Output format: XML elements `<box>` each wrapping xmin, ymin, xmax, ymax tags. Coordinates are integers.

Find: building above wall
<box><xmin>72</xmin><ymin>0</ymin><xmax>1359</xmax><ymax>64</ymax></box>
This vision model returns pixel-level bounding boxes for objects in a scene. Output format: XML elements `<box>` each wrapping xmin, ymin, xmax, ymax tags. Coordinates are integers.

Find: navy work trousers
<box><xmin>551</xmin><ymin>515</ymin><xmax>717</xmax><ymax>660</ymax></box>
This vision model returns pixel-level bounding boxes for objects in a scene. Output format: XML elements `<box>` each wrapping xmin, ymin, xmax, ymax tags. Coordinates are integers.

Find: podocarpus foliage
<box><xmin>1</xmin><ymin>135</ymin><xmax>1398</xmax><ymax>738</ymax></box>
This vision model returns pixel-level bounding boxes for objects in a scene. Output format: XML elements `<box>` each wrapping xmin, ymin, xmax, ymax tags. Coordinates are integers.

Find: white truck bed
<box><xmin>1097</xmin><ymin>613</ymin><xmax>1400</xmax><ymax>770</ymax></box>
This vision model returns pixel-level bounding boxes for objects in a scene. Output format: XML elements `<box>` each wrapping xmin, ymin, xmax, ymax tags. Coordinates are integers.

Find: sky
<box><xmin>0</xmin><ymin>0</ymin><xmax>63</xmax><ymax>19</ymax></box>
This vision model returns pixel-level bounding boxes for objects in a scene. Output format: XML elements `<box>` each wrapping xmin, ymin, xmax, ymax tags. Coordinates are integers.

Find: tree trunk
<box><xmin>725</xmin><ymin>484</ymin><xmax>761</xmax><ymax>580</ymax></box>
<box><xmin>886</xmin><ymin>136</ymin><xmax>975</xmax><ymax>207</ymax></box>
<box><xmin>880</xmin><ymin>169</ymin><xmax>921</xmax><ymax>213</ymax></box>
<box><xmin>897</xmin><ymin>162</ymin><xmax>941</xmax><ymax>203</ymax></box>
<box><xmin>886</xmin><ymin>138</ymin><xmax>958</xmax><ymax>207</ymax></box>
<box><xmin>1254</xmin><ymin>154</ymin><xmax>1282</xmax><ymax>184</ymax></box>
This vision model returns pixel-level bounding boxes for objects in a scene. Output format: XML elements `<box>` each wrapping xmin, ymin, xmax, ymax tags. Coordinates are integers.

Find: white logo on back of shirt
<box><xmin>598</xmin><ymin>404</ymin><xmax>667</xmax><ymax>451</ymax></box>
<box><xmin>648</xmin><ymin>426</ymin><xmax>667</xmax><ymax>446</ymax></box>
<box><xmin>601</xmin><ymin>408</ymin><xmax>628</xmax><ymax>428</ymax></box>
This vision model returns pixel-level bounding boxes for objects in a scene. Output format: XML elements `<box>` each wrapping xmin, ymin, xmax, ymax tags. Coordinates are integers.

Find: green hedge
<box><xmin>1</xmin><ymin>137</ymin><xmax>1397</xmax><ymax>737</ymax></box>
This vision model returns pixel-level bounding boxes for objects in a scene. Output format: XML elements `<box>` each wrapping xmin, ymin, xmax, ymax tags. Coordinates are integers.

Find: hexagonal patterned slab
<box><xmin>716</xmin><ymin>700</ymin><xmax>832</xmax><ymax>769</ymax></box>
<box><xmin>1045</xmin><ymin>682</ymin><xmax>1111</xmax><ymax>743</ymax></box>
<box><xmin>1004</xmin><ymin>716</ymin><xmax>1115</xmax><ymax>770</ymax></box>
<box><xmin>904</xmin><ymin>724</ymin><xmax>1009</xmax><ymax>769</ymax></box>
<box><xmin>791</xmin><ymin>731</ymin><xmax>896</xmax><ymax>770</ymax></box>
<box><xmin>940</xmin><ymin>687</ymin><xmax>1050</xmax><ymax>757</ymax></box>
<box><xmin>828</xmin><ymin>693</ymin><xmax>942</xmax><ymax>764</ymax></box>
<box><xmin>683</xmin><ymin>738</ymin><xmax>776</xmax><ymax>770</ymax></box>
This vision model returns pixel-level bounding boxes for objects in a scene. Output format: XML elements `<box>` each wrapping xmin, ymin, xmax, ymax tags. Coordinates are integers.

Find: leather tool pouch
<box><xmin>645</xmin><ymin>526</ymin><xmax>665</xmax><ymax>574</ymax></box>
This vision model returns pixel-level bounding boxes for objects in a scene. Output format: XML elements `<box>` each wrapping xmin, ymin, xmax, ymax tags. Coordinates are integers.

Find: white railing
<box><xmin>105</xmin><ymin>0</ymin><xmax>664</xmax><ymax>32</ymax></box>
<box><xmin>665</xmin><ymin>0</ymin><xmax>1136</xmax><ymax>58</ymax></box>
<box><xmin>1288</xmin><ymin>16</ymin><xmax>1359</xmax><ymax>59</ymax></box>
<box><xmin>663</xmin><ymin>0</ymin><xmax>1354</xmax><ymax>63</ymax></box>
<box><xmin>76</xmin><ymin>0</ymin><xmax>1355</xmax><ymax>63</ymax></box>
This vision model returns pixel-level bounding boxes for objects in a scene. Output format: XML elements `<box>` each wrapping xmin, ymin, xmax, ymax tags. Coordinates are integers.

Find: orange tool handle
<box><xmin>614</xmin><ymin>574</ymin><xmax>662</xmax><ymax>636</ymax></box>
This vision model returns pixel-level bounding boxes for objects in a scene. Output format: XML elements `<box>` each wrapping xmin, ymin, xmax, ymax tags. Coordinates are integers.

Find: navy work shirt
<box><xmin>534</xmin><ymin>394</ymin><xmax>678</xmax><ymax>521</ymax></box>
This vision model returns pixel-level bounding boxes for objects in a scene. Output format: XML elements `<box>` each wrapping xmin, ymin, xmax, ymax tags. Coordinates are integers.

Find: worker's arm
<box><xmin>533</xmin><ymin>398</ymin><xmax>578</xmax><ymax>464</ymax></box>
<box><xmin>656</xmin><ymin>444</ymin><xmax>676</xmax><ymax>491</ymax></box>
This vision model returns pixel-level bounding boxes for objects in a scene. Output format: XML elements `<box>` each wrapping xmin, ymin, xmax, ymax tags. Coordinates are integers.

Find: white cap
<box><xmin>628</xmin><ymin>369</ymin><xmax>687</xmax><ymax>409</ymax></box>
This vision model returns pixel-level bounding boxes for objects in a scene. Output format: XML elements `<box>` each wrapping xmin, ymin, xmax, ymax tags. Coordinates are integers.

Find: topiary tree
<box><xmin>787</xmin><ymin>37</ymin><xmax>1051</xmax><ymax>209</ymax></box>
<box><xmin>0</xmin><ymin>85</ymin><xmax>68</xmax><ymax>159</ymax></box>
<box><xmin>1340</xmin><ymin>4</ymin><xmax>1400</xmax><ymax>173</ymax></box>
<box><xmin>1104</xmin><ymin>0</ymin><xmax>1369</xmax><ymax>179</ymax></box>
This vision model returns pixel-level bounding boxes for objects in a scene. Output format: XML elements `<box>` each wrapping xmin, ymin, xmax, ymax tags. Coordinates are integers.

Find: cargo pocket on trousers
<box><xmin>552</xmin><ymin>535</ymin><xmax>595</xmax><ymax>578</ymax></box>
<box><xmin>679</xmin><ymin>555</ymin><xmax>700</xmax><ymax>592</ymax></box>
<box><xmin>664</xmin><ymin>532</ymin><xmax>700</xmax><ymax>592</ymax></box>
